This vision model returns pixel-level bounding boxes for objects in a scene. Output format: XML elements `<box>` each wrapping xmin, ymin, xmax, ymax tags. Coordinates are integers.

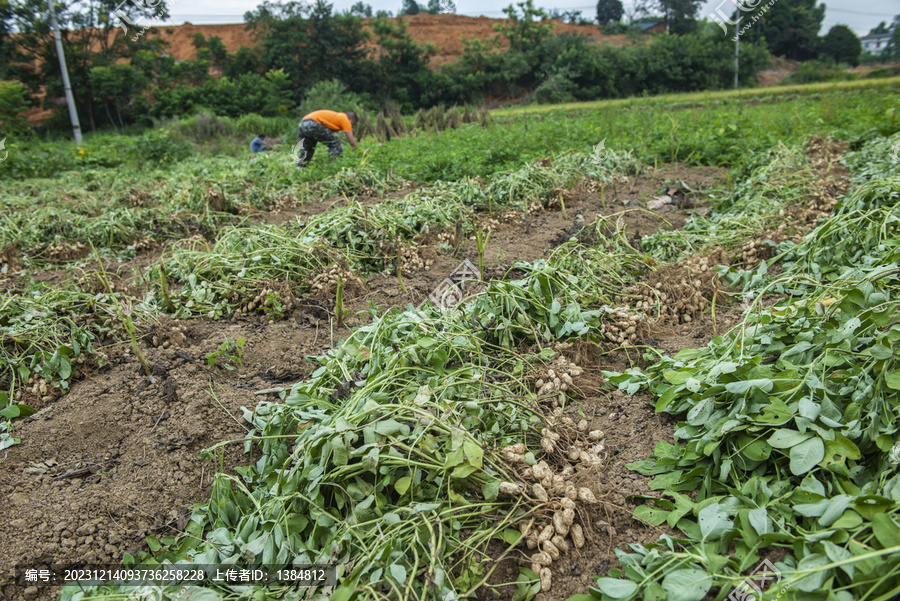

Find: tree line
<box><xmin>0</xmin><ymin>0</ymin><xmax>869</xmax><ymax>136</ymax></box>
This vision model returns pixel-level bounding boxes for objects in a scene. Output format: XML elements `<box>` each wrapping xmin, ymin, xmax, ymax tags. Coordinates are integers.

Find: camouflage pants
<box><xmin>296</xmin><ymin>119</ymin><xmax>342</xmax><ymax>166</ymax></box>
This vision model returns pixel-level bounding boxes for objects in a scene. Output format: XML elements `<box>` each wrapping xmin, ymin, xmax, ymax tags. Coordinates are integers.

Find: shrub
<box><xmin>0</xmin><ymin>141</ymin><xmax>76</xmax><ymax>179</ymax></box>
<box><xmin>783</xmin><ymin>61</ymin><xmax>857</xmax><ymax>85</ymax></box>
<box><xmin>533</xmin><ymin>68</ymin><xmax>579</xmax><ymax>104</ymax></box>
<box><xmin>297</xmin><ymin>79</ymin><xmax>364</xmax><ymax>117</ymax></box>
<box><xmin>171</xmin><ymin>111</ymin><xmax>234</xmax><ymax>143</ymax></box>
<box><xmin>0</xmin><ymin>81</ymin><xmax>32</xmax><ymax>137</ymax></box>
<box><xmin>133</xmin><ymin>131</ymin><xmax>192</xmax><ymax>165</ymax></box>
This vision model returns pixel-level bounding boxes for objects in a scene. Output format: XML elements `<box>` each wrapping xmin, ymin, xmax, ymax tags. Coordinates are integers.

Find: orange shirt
<box><xmin>304</xmin><ymin>110</ymin><xmax>352</xmax><ymax>133</ymax></box>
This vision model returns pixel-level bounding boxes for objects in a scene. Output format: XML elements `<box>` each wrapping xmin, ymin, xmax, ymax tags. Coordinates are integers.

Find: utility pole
<box><xmin>48</xmin><ymin>1</ymin><xmax>82</xmax><ymax>144</ymax></box>
<box><xmin>734</xmin><ymin>25</ymin><xmax>740</xmax><ymax>89</ymax></box>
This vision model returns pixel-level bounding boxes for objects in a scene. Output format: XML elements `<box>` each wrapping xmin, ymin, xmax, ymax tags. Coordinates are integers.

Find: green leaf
<box><xmin>794</xmin><ymin>498</ymin><xmax>830</xmax><ymax>517</ymax></box>
<box><xmin>794</xmin><ymin>553</ymin><xmax>830</xmax><ymax>592</ymax></box>
<box><xmin>748</xmin><ymin>507</ymin><xmax>769</xmax><ymax>536</ymax></box>
<box><xmin>653</xmin><ymin>440</ymin><xmax>682</xmax><ymax>460</ymax></box>
<box><xmin>708</xmin><ymin>361</ymin><xmax>738</xmax><ymax>377</ymax></box>
<box><xmin>389</xmin><ymin>563</ymin><xmax>407</xmax><ymax>584</ymax></box>
<box><xmin>332</xmin><ymin>440</ymin><xmax>350</xmax><ymax>466</ymax></box>
<box><xmin>872</xmin><ymin>513</ymin><xmax>900</xmax><ymax>548</ymax></box>
<box><xmin>0</xmin><ymin>404</ymin><xmax>34</xmax><ymax>419</ymax></box>
<box><xmin>330</xmin><ymin>586</ymin><xmax>357</xmax><ymax>601</ymax></box>
<box><xmin>823</xmin><ymin>541</ymin><xmax>854</xmax><ymax>579</ymax></box>
<box><xmin>686</xmin><ymin>398</ymin><xmax>713</xmax><ymax>426</ymax></box>
<box><xmin>444</xmin><ymin>444</ymin><xmax>465</xmax><ymax>468</ymax></box>
<box><xmin>482</xmin><ymin>480</ymin><xmax>500</xmax><ymax>501</ymax></box>
<box><xmin>592</xmin><ymin>578</ymin><xmax>637</xmax><ymax>599</ymax></box>
<box><xmin>768</xmin><ymin>429</ymin><xmax>810</xmax><ymax>449</ymax></box>
<box><xmin>655</xmin><ymin>385</ymin><xmax>681</xmax><ymax>412</ymax></box>
<box><xmin>417</xmin><ymin>336</ymin><xmax>438</xmax><ymax>349</ymax></box>
<box><xmin>413</xmin><ymin>385</ymin><xmax>431</xmax><ymax>405</ymax></box>
<box><xmin>798</xmin><ymin>397</ymin><xmax>820</xmax><ymax>421</ymax></box>
<box><xmin>462</xmin><ymin>438</ymin><xmax>484</xmax><ymax>469</ymax></box>
<box><xmin>819</xmin><ymin>495</ymin><xmax>853</xmax><ymax>527</ymax></box>
<box><xmin>394</xmin><ymin>477</ymin><xmax>412</xmax><ymax>495</ymax></box>
<box><xmin>501</xmin><ymin>528</ymin><xmax>523</xmax><ymax>546</ymax></box>
<box><xmin>823</xmin><ymin>434</ymin><xmax>861</xmax><ymax>463</ymax></box>
<box><xmin>634</xmin><ymin>504</ymin><xmax>669</xmax><ymax>526</ymax></box>
<box><xmin>832</xmin><ymin>509</ymin><xmax>863</xmax><ymax>529</ymax></box>
<box><xmin>374</xmin><ymin>419</ymin><xmax>405</xmax><ymax>436</ymax></box>
<box><xmin>725</xmin><ymin>379</ymin><xmax>773</xmax><ymax>394</ymax></box>
<box><xmin>739</xmin><ymin>437</ymin><xmax>771</xmax><ymax>462</ymax></box>
<box><xmin>513</xmin><ymin>575</ymin><xmax>541</xmax><ymax>601</ymax></box>
<box><xmin>666</xmin><ymin>492</ymin><xmax>695</xmax><ymax>529</ymax></box>
<box><xmin>649</xmin><ymin>471</ymin><xmax>683</xmax><ymax>491</ymax></box>
<box><xmin>884</xmin><ymin>370</ymin><xmax>900</xmax><ymax>390</ymax></box>
<box><xmin>756</xmin><ymin>397</ymin><xmax>793</xmax><ymax>425</ymax></box>
<box><xmin>664</xmin><ymin>370</ymin><xmax>692</xmax><ymax>385</ymax></box>
<box><xmin>513</xmin><ymin>581</ymin><xmax>541</xmax><ymax>601</ymax></box>
<box><xmin>789</xmin><ymin>437</ymin><xmax>824</xmax><ymax>475</ymax></box>
<box><xmin>660</xmin><ymin>569</ymin><xmax>712</xmax><ymax>601</ymax></box>
<box><xmin>451</xmin><ymin>463</ymin><xmax>479</xmax><ymax>478</ymax></box>
<box><xmin>698</xmin><ymin>503</ymin><xmax>733</xmax><ymax>541</ymax></box>
<box><xmin>781</xmin><ymin>340</ymin><xmax>813</xmax><ymax>359</ymax></box>
<box><xmin>853</xmin><ymin>495</ymin><xmax>894</xmax><ymax>520</ymax></box>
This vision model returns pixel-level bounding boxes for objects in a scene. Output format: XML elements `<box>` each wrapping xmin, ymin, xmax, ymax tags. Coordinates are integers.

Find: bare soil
<box><xmin>151</xmin><ymin>15</ymin><xmax>627</xmax><ymax>70</ymax></box>
<box><xmin>1</xmin><ymin>163</ymin><xmax>736</xmax><ymax>601</ymax></box>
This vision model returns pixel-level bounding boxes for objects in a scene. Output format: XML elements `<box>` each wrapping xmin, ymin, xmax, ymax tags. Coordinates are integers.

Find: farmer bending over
<box><xmin>296</xmin><ymin>110</ymin><xmax>358</xmax><ymax>167</ymax></box>
<box><xmin>250</xmin><ymin>134</ymin><xmax>269</xmax><ymax>153</ymax></box>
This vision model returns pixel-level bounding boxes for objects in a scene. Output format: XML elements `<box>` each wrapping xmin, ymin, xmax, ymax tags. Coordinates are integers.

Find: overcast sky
<box><xmin>165</xmin><ymin>0</ymin><xmax>896</xmax><ymax>37</ymax></box>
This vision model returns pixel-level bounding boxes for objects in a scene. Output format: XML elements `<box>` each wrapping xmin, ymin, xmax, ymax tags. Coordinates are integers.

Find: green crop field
<box><xmin>1</xmin><ymin>81</ymin><xmax>899</xmax><ymax>601</ymax></box>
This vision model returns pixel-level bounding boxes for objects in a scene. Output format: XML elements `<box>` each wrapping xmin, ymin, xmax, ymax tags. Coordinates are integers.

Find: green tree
<box><xmin>596</xmin><ymin>0</ymin><xmax>623</xmax><ymax>24</ymax></box>
<box><xmin>225</xmin><ymin>46</ymin><xmax>263</xmax><ymax>78</ymax></box>
<box><xmin>369</xmin><ymin>15</ymin><xmax>436</xmax><ymax>109</ymax></box>
<box><xmin>821</xmin><ymin>24</ymin><xmax>861</xmax><ymax>66</ymax></box>
<box><xmin>1</xmin><ymin>0</ymin><xmax>167</xmax><ymax>130</ymax></box>
<box><xmin>549</xmin><ymin>9</ymin><xmax>586</xmax><ymax>24</ymax></box>
<box><xmin>0</xmin><ymin>80</ymin><xmax>32</xmax><ymax>136</ymax></box>
<box><xmin>88</xmin><ymin>63</ymin><xmax>147</xmax><ymax>128</ymax></box>
<box><xmin>206</xmin><ymin>36</ymin><xmax>228</xmax><ymax>67</ymax></box>
<box><xmin>888</xmin><ymin>16</ymin><xmax>900</xmax><ymax>59</ymax></box>
<box><xmin>495</xmin><ymin>0</ymin><xmax>553</xmax><ymax>51</ymax></box>
<box><xmin>0</xmin><ymin>1</ymin><xmax>14</xmax><ymax>80</ymax></box>
<box><xmin>401</xmin><ymin>0</ymin><xmax>419</xmax><ymax>15</ymax></box>
<box><xmin>349</xmin><ymin>1</ymin><xmax>373</xmax><ymax>17</ymax></box>
<box><xmin>658</xmin><ymin>0</ymin><xmax>702</xmax><ymax>34</ymax></box>
<box><xmin>246</xmin><ymin>0</ymin><xmax>369</xmax><ymax>102</ymax></box>
<box><xmin>739</xmin><ymin>0</ymin><xmax>825</xmax><ymax>61</ymax></box>
<box><xmin>191</xmin><ymin>32</ymin><xmax>206</xmax><ymax>49</ymax></box>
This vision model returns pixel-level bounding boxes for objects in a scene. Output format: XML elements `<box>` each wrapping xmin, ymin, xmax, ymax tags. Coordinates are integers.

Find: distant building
<box><xmin>637</xmin><ymin>21</ymin><xmax>667</xmax><ymax>34</ymax></box>
<box><xmin>861</xmin><ymin>32</ymin><xmax>892</xmax><ymax>55</ymax></box>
